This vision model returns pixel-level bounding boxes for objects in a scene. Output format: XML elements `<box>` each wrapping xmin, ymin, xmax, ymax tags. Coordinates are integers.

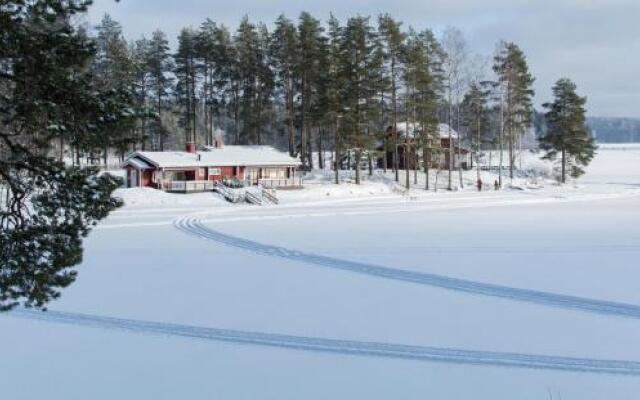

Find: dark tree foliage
<box><xmin>1</xmin><ymin>0</ymin><xmax>125</xmax><ymax>311</ymax></box>
<box><xmin>539</xmin><ymin>78</ymin><xmax>596</xmax><ymax>183</ymax></box>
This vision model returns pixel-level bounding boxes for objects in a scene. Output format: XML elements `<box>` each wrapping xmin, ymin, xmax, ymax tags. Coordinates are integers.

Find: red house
<box><xmin>381</xmin><ymin>122</ymin><xmax>472</xmax><ymax>170</ymax></box>
<box><xmin>123</xmin><ymin>142</ymin><xmax>300</xmax><ymax>192</ymax></box>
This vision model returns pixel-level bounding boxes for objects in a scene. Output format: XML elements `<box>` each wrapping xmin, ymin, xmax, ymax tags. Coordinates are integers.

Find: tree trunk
<box><xmin>392</xmin><ymin>59</ymin><xmax>399</xmax><ymax>182</ymax></box>
<box><xmin>424</xmin><ymin>146</ymin><xmax>430</xmax><ymax>190</ymax></box>
<box><xmin>561</xmin><ymin>148</ymin><xmax>566</xmax><ymax>183</ymax></box>
<box><xmin>318</xmin><ymin>128</ymin><xmax>324</xmax><ymax>170</ymax></box>
<box><xmin>334</xmin><ymin>117</ymin><xmax>340</xmax><ymax>184</ymax></box>
<box><xmin>301</xmin><ymin>77</ymin><xmax>307</xmax><ymax>168</ymax></box>
<box><xmin>287</xmin><ymin>74</ymin><xmax>295</xmax><ymax>156</ymax></box>
<box><xmin>355</xmin><ymin>150</ymin><xmax>361</xmax><ymax>185</ymax></box>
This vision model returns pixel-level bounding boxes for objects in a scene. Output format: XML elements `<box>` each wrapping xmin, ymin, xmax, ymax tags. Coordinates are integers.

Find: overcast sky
<box><xmin>86</xmin><ymin>0</ymin><xmax>640</xmax><ymax>118</ymax></box>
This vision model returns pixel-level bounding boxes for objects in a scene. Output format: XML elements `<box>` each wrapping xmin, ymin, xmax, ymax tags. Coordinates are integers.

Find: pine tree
<box><xmin>297</xmin><ymin>12</ymin><xmax>325</xmax><ymax>169</ymax></box>
<box><xmin>233</xmin><ymin>17</ymin><xmax>274</xmax><ymax>145</ymax></box>
<box><xmin>131</xmin><ymin>37</ymin><xmax>152</xmax><ymax>151</ymax></box>
<box><xmin>539</xmin><ymin>79</ymin><xmax>596</xmax><ymax>183</ymax></box>
<box><xmin>146</xmin><ymin>30</ymin><xmax>174</xmax><ymax>150</ymax></box>
<box><xmin>326</xmin><ymin>14</ymin><xmax>346</xmax><ymax>184</ymax></box>
<box><xmin>462</xmin><ymin>82</ymin><xmax>490</xmax><ymax>178</ymax></box>
<box><xmin>339</xmin><ymin>16</ymin><xmax>382</xmax><ymax>184</ymax></box>
<box><xmin>378</xmin><ymin>14</ymin><xmax>405</xmax><ymax>181</ymax></box>
<box><xmin>402</xmin><ymin>29</ymin><xmax>442</xmax><ymax>190</ymax></box>
<box><xmin>271</xmin><ymin>15</ymin><xmax>299</xmax><ymax>156</ymax></box>
<box><xmin>1</xmin><ymin>0</ymin><xmax>125</xmax><ymax>311</ymax></box>
<box><xmin>493</xmin><ymin>42</ymin><xmax>535</xmax><ymax>180</ymax></box>
<box><xmin>175</xmin><ymin>28</ymin><xmax>198</xmax><ymax>147</ymax></box>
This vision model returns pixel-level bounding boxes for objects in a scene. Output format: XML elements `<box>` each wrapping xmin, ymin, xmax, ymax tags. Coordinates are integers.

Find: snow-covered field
<box><xmin>2</xmin><ymin>145</ymin><xmax>640</xmax><ymax>399</ymax></box>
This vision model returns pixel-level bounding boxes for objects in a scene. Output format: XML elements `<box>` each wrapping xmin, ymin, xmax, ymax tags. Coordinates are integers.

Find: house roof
<box><xmin>394</xmin><ymin>122</ymin><xmax>459</xmax><ymax>139</ymax></box>
<box><xmin>126</xmin><ymin>145</ymin><xmax>300</xmax><ymax>169</ymax></box>
<box><xmin>123</xmin><ymin>156</ymin><xmax>154</xmax><ymax>170</ymax></box>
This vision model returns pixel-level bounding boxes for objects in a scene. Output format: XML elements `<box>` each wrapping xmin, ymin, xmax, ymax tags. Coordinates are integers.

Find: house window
<box><xmin>263</xmin><ymin>168</ymin><xmax>285</xmax><ymax>179</ymax></box>
<box><xmin>209</xmin><ymin>167</ymin><xmax>221</xmax><ymax>175</ymax></box>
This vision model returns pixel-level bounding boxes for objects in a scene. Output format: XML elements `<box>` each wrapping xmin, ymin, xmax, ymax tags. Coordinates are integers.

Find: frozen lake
<box><xmin>2</xmin><ymin>145</ymin><xmax>639</xmax><ymax>400</ymax></box>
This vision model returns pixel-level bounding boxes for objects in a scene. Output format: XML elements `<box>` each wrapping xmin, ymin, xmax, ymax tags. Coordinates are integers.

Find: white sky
<box><xmin>86</xmin><ymin>0</ymin><xmax>640</xmax><ymax>118</ymax></box>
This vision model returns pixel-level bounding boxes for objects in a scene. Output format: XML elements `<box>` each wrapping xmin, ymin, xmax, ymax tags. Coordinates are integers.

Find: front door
<box><xmin>129</xmin><ymin>169</ymin><xmax>138</xmax><ymax>187</ymax></box>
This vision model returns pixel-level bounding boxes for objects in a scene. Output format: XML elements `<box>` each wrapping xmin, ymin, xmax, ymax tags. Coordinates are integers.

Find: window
<box><xmin>209</xmin><ymin>167</ymin><xmax>221</xmax><ymax>175</ymax></box>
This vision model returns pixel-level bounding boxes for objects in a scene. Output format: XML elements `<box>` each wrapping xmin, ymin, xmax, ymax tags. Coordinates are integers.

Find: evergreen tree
<box><xmin>93</xmin><ymin>14</ymin><xmax>139</xmax><ymax>163</ymax></box>
<box><xmin>297</xmin><ymin>12</ymin><xmax>325</xmax><ymax>168</ymax></box>
<box><xmin>539</xmin><ymin>78</ymin><xmax>596</xmax><ymax>183</ymax></box>
<box><xmin>403</xmin><ymin>29</ymin><xmax>441</xmax><ymax>190</ymax></box>
<box><xmin>326</xmin><ymin>14</ymin><xmax>346</xmax><ymax>184</ymax></box>
<box><xmin>378</xmin><ymin>14</ymin><xmax>405</xmax><ymax>181</ymax></box>
<box><xmin>493</xmin><ymin>42</ymin><xmax>535</xmax><ymax>179</ymax></box>
<box><xmin>175</xmin><ymin>28</ymin><xmax>198</xmax><ymax>147</ymax></box>
<box><xmin>462</xmin><ymin>81</ymin><xmax>491</xmax><ymax>179</ymax></box>
<box><xmin>271</xmin><ymin>15</ymin><xmax>299</xmax><ymax>156</ymax></box>
<box><xmin>233</xmin><ymin>17</ymin><xmax>274</xmax><ymax>145</ymax></box>
<box><xmin>339</xmin><ymin>16</ymin><xmax>382</xmax><ymax>184</ymax></box>
<box><xmin>131</xmin><ymin>37</ymin><xmax>153</xmax><ymax>151</ymax></box>
<box><xmin>1</xmin><ymin>0</ymin><xmax>125</xmax><ymax>311</ymax></box>
<box><xmin>146</xmin><ymin>30</ymin><xmax>174</xmax><ymax>150</ymax></box>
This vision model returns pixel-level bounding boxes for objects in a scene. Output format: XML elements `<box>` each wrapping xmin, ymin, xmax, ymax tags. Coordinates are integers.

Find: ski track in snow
<box><xmin>174</xmin><ymin>217</ymin><xmax>640</xmax><ymax>321</ymax></box>
<box><xmin>9</xmin><ymin>309</ymin><xmax>640</xmax><ymax>376</ymax></box>
<box><xmin>100</xmin><ymin>189</ymin><xmax>640</xmax><ymax>229</ymax></box>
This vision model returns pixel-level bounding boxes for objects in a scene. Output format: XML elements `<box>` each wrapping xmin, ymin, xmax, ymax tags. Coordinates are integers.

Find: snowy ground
<box><xmin>2</xmin><ymin>145</ymin><xmax>640</xmax><ymax>399</ymax></box>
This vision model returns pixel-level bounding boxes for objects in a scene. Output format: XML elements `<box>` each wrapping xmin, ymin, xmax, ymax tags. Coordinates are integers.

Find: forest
<box><xmin>80</xmin><ymin>12</ymin><xmax>540</xmax><ymax>182</ymax></box>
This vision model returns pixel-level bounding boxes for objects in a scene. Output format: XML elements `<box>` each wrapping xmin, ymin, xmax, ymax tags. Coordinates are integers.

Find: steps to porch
<box><xmin>213</xmin><ymin>181</ymin><xmax>279</xmax><ymax>206</ymax></box>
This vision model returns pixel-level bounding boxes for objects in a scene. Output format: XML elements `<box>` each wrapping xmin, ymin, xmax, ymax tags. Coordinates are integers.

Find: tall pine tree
<box><xmin>493</xmin><ymin>42</ymin><xmax>535</xmax><ymax>180</ymax></box>
<box><xmin>539</xmin><ymin>78</ymin><xmax>596</xmax><ymax>183</ymax></box>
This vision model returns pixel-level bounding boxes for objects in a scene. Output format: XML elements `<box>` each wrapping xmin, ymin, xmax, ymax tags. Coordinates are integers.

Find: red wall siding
<box><xmin>141</xmin><ymin>170</ymin><xmax>154</xmax><ymax>187</ymax></box>
<box><xmin>208</xmin><ymin>166</ymin><xmax>235</xmax><ymax>181</ymax></box>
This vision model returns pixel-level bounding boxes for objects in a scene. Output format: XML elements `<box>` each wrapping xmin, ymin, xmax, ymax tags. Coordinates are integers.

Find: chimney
<box><xmin>186</xmin><ymin>142</ymin><xmax>196</xmax><ymax>153</ymax></box>
<box><xmin>214</xmin><ymin>137</ymin><xmax>224</xmax><ymax>149</ymax></box>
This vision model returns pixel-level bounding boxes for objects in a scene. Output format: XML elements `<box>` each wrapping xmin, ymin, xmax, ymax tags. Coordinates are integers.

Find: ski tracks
<box><xmin>10</xmin><ymin>308</ymin><xmax>640</xmax><ymax>376</ymax></box>
<box><xmin>174</xmin><ymin>216</ymin><xmax>640</xmax><ymax>321</ymax></box>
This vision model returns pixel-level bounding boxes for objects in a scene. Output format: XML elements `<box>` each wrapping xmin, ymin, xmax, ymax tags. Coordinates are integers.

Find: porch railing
<box><xmin>257</xmin><ymin>177</ymin><xmax>302</xmax><ymax>189</ymax></box>
<box><xmin>162</xmin><ymin>180</ymin><xmax>215</xmax><ymax>192</ymax></box>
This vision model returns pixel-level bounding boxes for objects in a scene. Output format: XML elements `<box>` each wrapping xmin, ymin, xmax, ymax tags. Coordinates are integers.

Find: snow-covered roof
<box><xmin>394</xmin><ymin>122</ymin><xmax>458</xmax><ymax>139</ymax></box>
<box><xmin>126</xmin><ymin>145</ymin><xmax>300</xmax><ymax>169</ymax></box>
<box><xmin>123</xmin><ymin>157</ymin><xmax>154</xmax><ymax>170</ymax></box>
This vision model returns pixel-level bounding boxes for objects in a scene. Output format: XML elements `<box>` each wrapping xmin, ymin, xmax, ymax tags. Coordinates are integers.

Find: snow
<box><xmin>130</xmin><ymin>145</ymin><xmax>299</xmax><ymax>168</ymax></box>
<box><xmin>2</xmin><ymin>146</ymin><xmax>640</xmax><ymax>399</ymax></box>
<box><xmin>395</xmin><ymin>121</ymin><xmax>459</xmax><ymax>139</ymax></box>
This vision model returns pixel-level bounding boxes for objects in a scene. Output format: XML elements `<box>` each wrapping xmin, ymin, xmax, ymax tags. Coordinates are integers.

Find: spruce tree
<box><xmin>539</xmin><ymin>78</ymin><xmax>596</xmax><ymax>183</ymax></box>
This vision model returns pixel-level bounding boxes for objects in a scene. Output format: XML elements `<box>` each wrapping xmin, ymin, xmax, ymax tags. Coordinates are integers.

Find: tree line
<box><xmin>86</xmin><ymin>12</ymin><xmax>571</xmax><ymax>187</ymax></box>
